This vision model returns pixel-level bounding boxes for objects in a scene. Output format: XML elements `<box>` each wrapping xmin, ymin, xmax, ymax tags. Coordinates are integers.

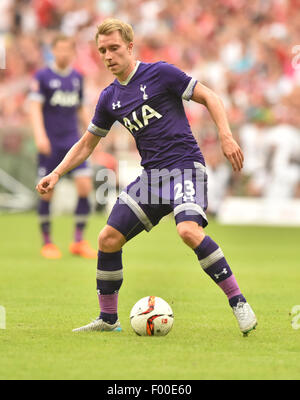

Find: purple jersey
<box><xmin>30</xmin><ymin>65</ymin><xmax>84</xmax><ymax>150</ymax></box>
<box><xmin>88</xmin><ymin>61</ymin><xmax>205</xmax><ymax>170</ymax></box>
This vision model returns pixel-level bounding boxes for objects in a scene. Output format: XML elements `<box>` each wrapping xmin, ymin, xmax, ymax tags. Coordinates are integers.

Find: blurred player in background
<box><xmin>29</xmin><ymin>35</ymin><xmax>97</xmax><ymax>260</ymax></box>
<box><xmin>36</xmin><ymin>19</ymin><xmax>257</xmax><ymax>335</ymax></box>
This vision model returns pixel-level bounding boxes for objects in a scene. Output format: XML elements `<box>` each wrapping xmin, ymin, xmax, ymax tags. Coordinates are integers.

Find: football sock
<box><xmin>194</xmin><ymin>236</ymin><xmax>246</xmax><ymax>308</ymax></box>
<box><xmin>74</xmin><ymin>197</ymin><xmax>91</xmax><ymax>242</ymax></box>
<box><xmin>97</xmin><ymin>250</ymin><xmax>123</xmax><ymax>324</ymax></box>
<box><xmin>38</xmin><ymin>199</ymin><xmax>51</xmax><ymax>245</ymax></box>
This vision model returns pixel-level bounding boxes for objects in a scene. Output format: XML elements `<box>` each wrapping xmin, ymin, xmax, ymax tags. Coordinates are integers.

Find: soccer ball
<box><xmin>130</xmin><ymin>296</ymin><xmax>174</xmax><ymax>336</ymax></box>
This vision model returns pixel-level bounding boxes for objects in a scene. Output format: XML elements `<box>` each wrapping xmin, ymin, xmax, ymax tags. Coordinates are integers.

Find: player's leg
<box><xmin>73</xmin><ymin>171</ymin><xmax>172</xmax><ymax>333</ymax></box>
<box><xmin>37</xmin><ymin>154</ymin><xmax>61</xmax><ymax>259</ymax></box>
<box><xmin>72</xmin><ymin>173</ymin><xmax>171</xmax><ymax>333</ymax></box>
<box><xmin>72</xmin><ymin>197</ymin><xmax>148</xmax><ymax>333</ymax></box>
<box><xmin>95</xmin><ymin>224</ymin><xmax>126</xmax><ymax>326</ymax></box>
<box><xmin>38</xmin><ymin>191</ymin><xmax>53</xmax><ymax>246</ymax></box>
<box><xmin>176</xmin><ymin>220</ymin><xmax>246</xmax><ymax>305</ymax></box>
<box><xmin>70</xmin><ymin>167</ymin><xmax>97</xmax><ymax>258</ymax></box>
<box><xmin>173</xmin><ymin>164</ymin><xmax>257</xmax><ymax>335</ymax></box>
<box><xmin>176</xmin><ymin>219</ymin><xmax>257</xmax><ymax>335</ymax></box>
<box><xmin>96</xmin><ymin>195</ymin><xmax>154</xmax><ymax>326</ymax></box>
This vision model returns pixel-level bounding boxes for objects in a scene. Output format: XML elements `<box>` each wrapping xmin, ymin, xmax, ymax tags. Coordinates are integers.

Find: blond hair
<box><xmin>95</xmin><ymin>18</ymin><xmax>134</xmax><ymax>44</ymax></box>
<box><xmin>52</xmin><ymin>34</ymin><xmax>74</xmax><ymax>48</ymax></box>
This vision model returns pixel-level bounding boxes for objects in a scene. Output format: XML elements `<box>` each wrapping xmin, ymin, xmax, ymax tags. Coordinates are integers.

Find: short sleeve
<box><xmin>28</xmin><ymin>71</ymin><xmax>46</xmax><ymax>103</ymax></box>
<box><xmin>88</xmin><ymin>89</ymin><xmax>115</xmax><ymax>137</ymax></box>
<box><xmin>158</xmin><ymin>62</ymin><xmax>197</xmax><ymax>101</ymax></box>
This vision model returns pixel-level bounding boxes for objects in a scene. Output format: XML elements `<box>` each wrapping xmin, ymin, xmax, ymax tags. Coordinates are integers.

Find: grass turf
<box><xmin>0</xmin><ymin>212</ymin><xmax>299</xmax><ymax>380</ymax></box>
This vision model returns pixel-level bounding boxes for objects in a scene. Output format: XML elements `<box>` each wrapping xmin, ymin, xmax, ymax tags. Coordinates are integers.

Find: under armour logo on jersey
<box><xmin>112</xmin><ymin>101</ymin><xmax>121</xmax><ymax>110</ymax></box>
<box><xmin>140</xmin><ymin>85</ymin><xmax>148</xmax><ymax>100</ymax></box>
<box><xmin>214</xmin><ymin>268</ymin><xmax>228</xmax><ymax>280</ymax></box>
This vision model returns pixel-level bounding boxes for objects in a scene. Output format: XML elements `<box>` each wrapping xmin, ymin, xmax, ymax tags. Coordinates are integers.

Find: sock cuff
<box><xmin>98</xmin><ymin>250</ymin><xmax>123</xmax><ymax>271</ymax></box>
<box><xmin>194</xmin><ymin>236</ymin><xmax>219</xmax><ymax>259</ymax></box>
<box><xmin>98</xmin><ymin>249</ymin><xmax>123</xmax><ymax>257</ymax></box>
<box><xmin>229</xmin><ymin>294</ymin><xmax>246</xmax><ymax>308</ymax></box>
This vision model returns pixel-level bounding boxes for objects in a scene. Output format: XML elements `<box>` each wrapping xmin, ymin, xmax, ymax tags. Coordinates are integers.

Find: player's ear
<box><xmin>127</xmin><ymin>42</ymin><xmax>134</xmax><ymax>54</ymax></box>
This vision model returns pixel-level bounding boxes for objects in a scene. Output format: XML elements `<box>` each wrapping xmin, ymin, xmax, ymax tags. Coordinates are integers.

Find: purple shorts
<box><xmin>107</xmin><ymin>162</ymin><xmax>208</xmax><ymax>241</ymax></box>
<box><xmin>38</xmin><ymin>149</ymin><xmax>92</xmax><ymax>179</ymax></box>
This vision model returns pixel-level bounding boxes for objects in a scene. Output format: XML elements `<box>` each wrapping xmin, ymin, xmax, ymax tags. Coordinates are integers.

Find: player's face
<box><xmin>97</xmin><ymin>31</ymin><xmax>134</xmax><ymax>81</ymax></box>
<box><xmin>52</xmin><ymin>40</ymin><xmax>75</xmax><ymax>69</ymax></box>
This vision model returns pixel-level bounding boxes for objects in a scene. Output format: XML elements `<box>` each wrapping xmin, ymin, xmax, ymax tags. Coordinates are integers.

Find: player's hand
<box><xmin>220</xmin><ymin>135</ymin><xmax>244</xmax><ymax>172</ymax></box>
<box><xmin>36</xmin><ymin>172</ymin><xmax>60</xmax><ymax>195</ymax></box>
<box><xmin>36</xmin><ymin>136</ymin><xmax>52</xmax><ymax>156</ymax></box>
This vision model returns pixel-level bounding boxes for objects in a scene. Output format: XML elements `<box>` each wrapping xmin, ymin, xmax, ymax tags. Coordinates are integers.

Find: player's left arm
<box><xmin>191</xmin><ymin>82</ymin><xmax>244</xmax><ymax>172</ymax></box>
<box><xmin>78</xmin><ymin>104</ymin><xmax>91</xmax><ymax>131</ymax></box>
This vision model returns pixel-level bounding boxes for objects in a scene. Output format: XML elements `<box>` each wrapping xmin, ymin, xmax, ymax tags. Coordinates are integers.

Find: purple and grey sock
<box><xmin>194</xmin><ymin>236</ymin><xmax>246</xmax><ymax>308</ymax></box>
<box><xmin>38</xmin><ymin>199</ymin><xmax>51</xmax><ymax>245</ymax></box>
<box><xmin>74</xmin><ymin>197</ymin><xmax>91</xmax><ymax>242</ymax></box>
<box><xmin>97</xmin><ymin>250</ymin><xmax>123</xmax><ymax>324</ymax></box>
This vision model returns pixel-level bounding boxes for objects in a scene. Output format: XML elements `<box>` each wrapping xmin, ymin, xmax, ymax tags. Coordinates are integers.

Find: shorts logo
<box><xmin>112</xmin><ymin>101</ymin><xmax>121</xmax><ymax>110</ymax></box>
<box><xmin>38</xmin><ymin>167</ymin><xmax>47</xmax><ymax>178</ymax></box>
<box><xmin>140</xmin><ymin>84</ymin><xmax>148</xmax><ymax>100</ymax></box>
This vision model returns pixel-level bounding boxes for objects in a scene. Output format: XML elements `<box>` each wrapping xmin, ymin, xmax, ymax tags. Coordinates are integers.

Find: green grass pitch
<box><xmin>0</xmin><ymin>212</ymin><xmax>300</xmax><ymax>380</ymax></box>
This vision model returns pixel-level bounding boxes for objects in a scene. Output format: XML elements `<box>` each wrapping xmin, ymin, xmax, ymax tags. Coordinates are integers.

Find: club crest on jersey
<box><xmin>112</xmin><ymin>101</ymin><xmax>121</xmax><ymax>110</ymax></box>
<box><xmin>49</xmin><ymin>79</ymin><xmax>62</xmax><ymax>89</ymax></box>
<box><xmin>72</xmin><ymin>78</ymin><xmax>80</xmax><ymax>88</ymax></box>
<box><xmin>140</xmin><ymin>84</ymin><xmax>148</xmax><ymax>100</ymax></box>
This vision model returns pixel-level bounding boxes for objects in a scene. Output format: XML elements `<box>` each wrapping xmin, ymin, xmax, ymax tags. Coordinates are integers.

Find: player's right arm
<box><xmin>36</xmin><ymin>88</ymin><xmax>115</xmax><ymax>195</ymax></box>
<box><xmin>28</xmin><ymin>73</ymin><xmax>52</xmax><ymax>155</ymax></box>
<box><xmin>36</xmin><ymin>131</ymin><xmax>101</xmax><ymax>195</ymax></box>
<box><xmin>29</xmin><ymin>100</ymin><xmax>51</xmax><ymax>156</ymax></box>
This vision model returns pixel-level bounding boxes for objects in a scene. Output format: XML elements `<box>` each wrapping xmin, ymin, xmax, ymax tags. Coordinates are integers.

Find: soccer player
<box><xmin>36</xmin><ymin>19</ymin><xmax>257</xmax><ymax>335</ymax></box>
<box><xmin>30</xmin><ymin>35</ymin><xmax>97</xmax><ymax>259</ymax></box>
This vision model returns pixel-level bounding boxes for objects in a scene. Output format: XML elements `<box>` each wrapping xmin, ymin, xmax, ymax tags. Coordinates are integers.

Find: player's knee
<box><xmin>98</xmin><ymin>226</ymin><xmax>125</xmax><ymax>252</ymax></box>
<box><xmin>177</xmin><ymin>224</ymin><xmax>194</xmax><ymax>244</ymax></box>
<box><xmin>176</xmin><ymin>222</ymin><xmax>205</xmax><ymax>248</ymax></box>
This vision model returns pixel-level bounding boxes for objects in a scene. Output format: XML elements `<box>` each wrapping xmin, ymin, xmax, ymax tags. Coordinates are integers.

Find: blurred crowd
<box><xmin>0</xmin><ymin>0</ymin><xmax>300</xmax><ymax>211</ymax></box>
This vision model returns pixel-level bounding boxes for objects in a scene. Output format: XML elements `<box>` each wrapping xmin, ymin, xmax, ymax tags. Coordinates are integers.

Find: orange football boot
<box><xmin>69</xmin><ymin>240</ymin><xmax>97</xmax><ymax>259</ymax></box>
<box><xmin>41</xmin><ymin>243</ymin><xmax>62</xmax><ymax>259</ymax></box>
